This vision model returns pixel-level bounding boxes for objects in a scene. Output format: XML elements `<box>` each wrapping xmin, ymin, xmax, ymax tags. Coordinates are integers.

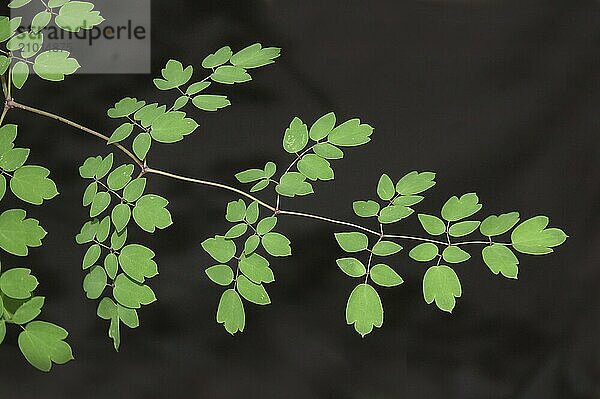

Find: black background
<box><xmin>1</xmin><ymin>1</ymin><xmax>599</xmax><ymax>398</ymax></box>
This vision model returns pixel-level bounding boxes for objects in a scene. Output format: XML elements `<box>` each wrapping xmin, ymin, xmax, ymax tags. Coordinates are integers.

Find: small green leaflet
<box><xmin>297</xmin><ymin>154</ymin><xmax>334</xmax><ymax>181</ymax></box>
<box><xmin>202</xmin><ymin>236</ymin><xmax>236</xmax><ymax>263</ymax></box>
<box><xmin>236</xmin><ymin>275</ymin><xmax>270</xmax><ymax>305</ymax></box>
<box><xmin>33</xmin><ymin>51</ymin><xmax>80</xmax><ymax>81</ymax></box>
<box><xmin>0</xmin><ymin>209</ymin><xmax>46</xmax><ymax>256</ymax></box>
<box><xmin>441</xmin><ymin>193</ymin><xmax>482</xmax><ymax>222</ymax></box>
<box><xmin>335</xmin><ymin>232</ymin><xmax>368</xmax><ymax>253</ymax></box>
<box><xmin>353</xmin><ymin>200</ymin><xmax>380</xmax><ymax>218</ymax></box>
<box><xmin>423</xmin><ymin>265</ymin><xmax>462</xmax><ymax>313</ymax></box>
<box><xmin>275</xmin><ymin>172</ymin><xmax>313</xmax><ymax>197</ymax></box>
<box><xmin>0</xmin><ymin>268</ymin><xmax>39</xmax><ymax>299</ymax></box>
<box><xmin>202</xmin><ymin>46</ymin><xmax>232</xmax><ymax>69</ymax></box>
<box><xmin>395</xmin><ymin>171</ymin><xmax>436</xmax><ymax>195</ymax></box>
<box><xmin>371</xmin><ymin>241</ymin><xmax>402</xmax><ymax>256</ymax></box>
<box><xmin>107</xmin><ymin>123</ymin><xmax>133</xmax><ymax>144</ymax></box>
<box><xmin>18</xmin><ymin>321</ymin><xmax>73</xmax><ymax>372</ymax></box>
<box><xmin>150</xmin><ymin>111</ymin><xmax>198</xmax><ymax>143</ymax></box>
<box><xmin>132</xmin><ymin>133</ymin><xmax>152</xmax><ymax>160</ymax></box>
<box><xmin>256</xmin><ymin>217</ymin><xmax>277</xmax><ymax>235</ymax></box>
<box><xmin>309</xmin><ymin>112</ymin><xmax>336</xmax><ymax>141</ymax></box>
<box><xmin>107</xmin><ymin>164</ymin><xmax>134</xmax><ymax>190</ymax></box>
<box><xmin>217</xmin><ymin>289</ymin><xmax>245</xmax><ymax>335</ymax></box>
<box><xmin>378</xmin><ymin>205</ymin><xmax>413</xmax><ymax>224</ymax></box>
<box><xmin>417</xmin><ymin>214</ymin><xmax>446</xmax><ymax>236</ymax></box>
<box><xmin>12</xmin><ymin>61</ymin><xmax>29</xmax><ymax>89</ymax></box>
<box><xmin>132</xmin><ymin>194</ymin><xmax>173</xmax><ymax>233</ymax></box>
<box><xmin>118</xmin><ymin>244</ymin><xmax>158</xmax><ymax>283</ymax></box>
<box><xmin>211</xmin><ymin>65</ymin><xmax>251</xmax><ymax>84</ymax></box>
<box><xmin>0</xmin><ymin>16</ymin><xmax>21</xmax><ymax>42</ymax></box>
<box><xmin>328</xmin><ymin>118</ymin><xmax>373</xmax><ymax>147</ymax></box>
<box><xmin>107</xmin><ymin>97</ymin><xmax>145</xmax><ymax>119</ymax></box>
<box><xmin>10</xmin><ymin>165</ymin><xmax>59</xmax><ymax>205</ymax></box>
<box><xmin>409</xmin><ymin>243</ymin><xmax>438</xmax><ymax>262</ymax></box>
<box><xmin>8</xmin><ymin>0</ymin><xmax>32</xmax><ymax>7</ymax></box>
<box><xmin>337</xmin><ymin>258</ymin><xmax>366</xmax><ymax>277</ymax></box>
<box><xmin>0</xmin><ymin>147</ymin><xmax>29</xmax><ymax>171</ymax></box>
<box><xmin>119</xmin><ymin>177</ymin><xmax>145</xmax><ymax>202</ymax></box>
<box><xmin>11</xmin><ymin>296</ymin><xmax>44</xmax><ymax>324</ymax></box>
<box><xmin>113</xmin><ymin>274</ymin><xmax>156</xmax><ymax>309</ymax></box>
<box><xmin>134</xmin><ymin>103</ymin><xmax>166</xmax><ymax>128</ymax></box>
<box><xmin>480</xmin><ymin>212</ymin><xmax>520</xmax><ymax>237</ymax></box>
<box><xmin>346</xmin><ymin>283</ymin><xmax>383</xmax><ymax>337</ymax></box>
<box><xmin>510</xmin><ymin>216</ymin><xmax>567</xmax><ymax>255</ymax></box>
<box><xmin>225</xmin><ymin>199</ymin><xmax>246</xmax><ymax>222</ymax></box>
<box><xmin>230</xmin><ymin>43</ymin><xmax>281</xmax><ymax>69</ymax></box>
<box><xmin>261</xmin><ymin>232</ymin><xmax>291</xmax><ymax>257</ymax></box>
<box><xmin>83</xmin><ymin>266</ymin><xmax>106</xmax><ymax>299</ymax></box>
<box><xmin>31</xmin><ymin>11</ymin><xmax>52</xmax><ymax>33</ymax></box>
<box><xmin>153</xmin><ymin>59</ymin><xmax>193</xmax><ymax>90</ymax></box>
<box><xmin>206</xmin><ymin>265</ymin><xmax>234</xmax><ymax>286</ymax></box>
<box><xmin>239</xmin><ymin>253</ymin><xmax>274</xmax><ymax>284</ymax></box>
<box><xmin>283</xmin><ymin>117</ymin><xmax>309</xmax><ymax>153</ymax></box>
<box><xmin>442</xmin><ymin>246</ymin><xmax>470</xmax><ymax>263</ymax></box>
<box><xmin>7</xmin><ymin>31</ymin><xmax>43</xmax><ymax>59</ymax></box>
<box><xmin>111</xmin><ymin>203</ymin><xmax>131</xmax><ymax>231</ymax></box>
<box><xmin>90</xmin><ymin>191</ymin><xmax>110</xmax><ymax>217</ymax></box>
<box><xmin>192</xmin><ymin>95</ymin><xmax>230</xmax><ymax>111</ymax></box>
<box><xmin>448</xmin><ymin>221</ymin><xmax>480</xmax><ymax>238</ymax></box>
<box><xmin>482</xmin><ymin>244</ymin><xmax>519</xmax><ymax>279</ymax></box>
<box><xmin>376</xmin><ymin>174</ymin><xmax>395</xmax><ymax>201</ymax></box>
<box><xmin>55</xmin><ymin>1</ymin><xmax>104</xmax><ymax>32</ymax></box>
<box><xmin>369</xmin><ymin>264</ymin><xmax>403</xmax><ymax>287</ymax></box>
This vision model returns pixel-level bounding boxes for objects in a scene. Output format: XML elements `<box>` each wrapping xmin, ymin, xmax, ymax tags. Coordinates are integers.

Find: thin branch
<box><xmin>6</xmin><ymin>99</ymin><xmax>501</xmax><ymax>248</ymax></box>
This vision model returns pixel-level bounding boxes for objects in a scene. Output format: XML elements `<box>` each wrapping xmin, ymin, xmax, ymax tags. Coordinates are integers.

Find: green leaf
<box><xmin>211</xmin><ymin>65</ymin><xmax>251</xmax><ymax>84</ymax></box>
<box><xmin>482</xmin><ymin>244</ymin><xmax>519</xmax><ymax>279</ymax></box>
<box><xmin>150</xmin><ymin>111</ymin><xmax>198</xmax><ymax>143</ymax></box>
<box><xmin>172</xmin><ymin>95</ymin><xmax>189</xmax><ymax>111</ymax></box>
<box><xmin>309</xmin><ymin>112</ymin><xmax>336</xmax><ymax>141</ymax></box>
<box><xmin>111</xmin><ymin>203</ymin><xmax>131</xmax><ymax>232</ymax></box>
<box><xmin>83</xmin><ymin>266</ymin><xmax>106</xmax><ymax>299</ymax></box>
<box><xmin>95</xmin><ymin>153</ymin><xmax>114</xmax><ymax>179</ymax></box>
<box><xmin>78</xmin><ymin>155</ymin><xmax>101</xmax><ymax>178</ymax></box>
<box><xmin>96</xmin><ymin>216</ymin><xmax>110</xmax><ymax>242</ymax></box>
<box><xmin>18</xmin><ymin>321</ymin><xmax>73</xmax><ymax>372</ymax></box>
<box><xmin>225</xmin><ymin>223</ymin><xmax>247</xmax><ymax>239</ymax></box>
<box><xmin>104</xmin><ymin>253</ymin><xmax>118</xmax><ymax>279</ymax></box>
<box><xmin>335</xmin><ymin>232</ymin><xmax>368</xmax><ymax>253</ymax></box>
<box><xmin>202</xmin><ymin>236</ymin><xmax>236</xmax><ymax>263</ymax></box>
<box><xmin>123</xmin><ymin>178</ymin><xmax>146</xmax><ymax>202</ymax></box>
<box><xmin>107</xmin><ymin>164</ymin><xmax>133</xmax><ymax>190</ymax></box>
<box><xmin>244</xmin><ymin>234</ymin><xmax>260</xmax><ymax>255</ymax></box>
<box><xmin>55</xmin><ymin>1</ymin><xmax>104</xmax><ymax>32</ymax></box>
<box><xmin>108</xmin><ymin>97</ymin><xmax>145</xmax><ymax>119</ymax></box>
<box><xmin>186</xmin><ymin>81</ymin><xmax>211</xmax><ymax>95</ymax></box>
<box><xmin>510</xmin><ymin>216</ymin><xmax>567</xmax><ymax>255</ymax></box>
<box><xmin>107</xmin><ymin>123</ymin><xmax>133</xmax><ymax>144</ymax></box>
<box><xmin>90</xmin><ymin>191</ymin><xmax>110</xmax><ymax>217</ymax></box>
<box><xmin>418</xmin><ymin>214</ymin><xmax>446</xmax><ymax>236</ymax></box>
<box><xmin>448</xmin><ymin>221</ymin><xmax>480</xmax><ymax>238</ymax></box>
<box><xmin>442</xmin><ymin>246</ymin><xmax>471</xmax><ymax>263</ymax></box>
<box><xmin>313</xmin><ymin>142</ymin><xmax>343</xmax><ymax>159</ymax></box>
<box><xmin>423</xmin><ymin>265</ymin><xmax>461</xmax><ymax>313</ymax></box>
<box><xmin>378</xmin><ymin>205</ymin><xmax>413</xmax><ymax>224</ymax></box>
<box><xmin>236</xmin><ymin>275</ymin><xmax>270</xmax><ymax>305</ymax></box>
<box><xmin>0</xmin><ymin>16</ymin><xmax>21</xmax><ymax>42</ymax></box>
<box><xmin>0</xmin><ymin>124</ymin><xmax>17</xmax><ymax>153</ymax></box>
<box><xmin>134</xmin><ymin>103</ymin><xmax>166</xmax><ymax>127</ymax></box>
<box><xmin>297</xmin><ymin>154</ymin><xmax>334</xmax><ymax>181</ymax></box>
<box><xmin>132</xmin><ymin>133</ymin><xmax>151</xmax><ymax>160</ymax></box>
<box><xmin>275</xmin><ymin>172</ymin><xmax>313</xmax><ymax>197</ymax></box>
<box><xmin>0</xmin><ymin>147</ymin><xmax>29</xmax><ymax>171</ymax></box>
<box><xmin>118</xmin><ymin>244</ymin><xmax>158</xmax><ymax>283</ymax></box>
<box><xmin>376</xmin><ymin>174</ymin><xmax>395</xmax><ymax>201</ymax></box>
<box><xmin>261</xmin><ymin>232</ymin><xmax>291</xmax><ymax>257</ymax></box>
<box><xmin>409</xmin><ymin>242</ymin><xmax>439</xmax><ymax>262</ymax></box>
<box><xmin>371</xmin><ymin>241</ymin><xmax>402</xmax><ymax>256</ymax></box>
<box><xmin>31</xmin><ymin>11</ymin><xmax>52</xmax><ymax>33</ymax></box>
<box><xmin>283</xmin><ymin>117</ymin><xmax>309</xmax><ymax>153</ymax></box>
<box><xmin>0</xmin><ymin>209</ymin><xmax>46</xmax><ymax>256</ymax></box>
<box><xmin>245</xmin><ymin>201</ymin><xmax>259</xmax><ymax>224</ymax></box>
<box><xmin>480</xmin><ymin>212</ymin><xmax>520</xmax><ymax>237</ymax></box>
<box><xmin>216</xmin><ymin>289</ymin><xmax>245</xmax><ymax>335</ymax></box>
<box><xmin>110</xmin><ymin>228</ymin><xmax>127</xmax><ymax>250</ymax></box>
<box><xmin>370</xmin><ymin>264</ymin><xmax>403</xmax><ymax>287</ymax></box>
<box><xmin>82</xmin><ymin>181</ymin><xmax>97</xmax><ymax>206</ymax></box>
<box><xmin>11</xmin><ymin>296</ymin><xmax>44</xmax><ymax>324</ymax></box>
<box><xmin>8</xmin><ymin>0</ymin><xmax>32</xmax><ymax>7</ymax></box>
<box><xmin>226</xmin><ymin>199</ymin><xmax>246</xmax><ymax>222</ymax></box>
<box><xmin>395</xmin><ymin>171</ymin><xmax>436</xmax><ymax>195</ymax></box>
<box><xmin>336</xmin><ymin>257</ymin><xmax>366</xmax><ymax>277</ymax></box>
<box><xmin>256</xmin><ymin>217</ymin><xmax>277</xmax><ymax>235</ymax></box>
<box><xmin>33</xmin><ymin>50</ymin><xmax>80</xmax><ymax>81</ymax></box>
<box><xmin>441</xmin><ymin>193</ymin><xmax>482</xmax><ymax>222</ymax></box>
<box><xmin>10</xmin><ymin>166</ymin><xmax>58</xmax><ymax>205</ymax></box>
<box><xmin>353</xmin><ymin>200</ymin><xmax>380</xmax><ymax>218</ymax></box>
<box><xmin>75</xmin><ymin>219</ymin><xmax>98</xmax><ymax>244</ymax></box>
<box><xmin>0</xmin><ymin>55</ymin><xmax>9</xmax><ymax>75</ymax></box>
<box><xmin>48</xmin><ymin>0</ymin><xmax>70</xmax><ymax>7</ymax></box>
<box><xmin>205</xmin><ymin>265</ymin><xmax>234</xmax><ymax>286</ymax></box>
<box><xmin>0</xmin><ymin>268</ymin><xmax>38</xmax><ymax>299</ymax></box>
<box><xmin>82</xmin><ymin>243</ymin><xmax>100</xmax><ymax>269</ymax></box>
<box><xmin>132</xmin><ymin>194</ymin><xmax>173</xmax><ymax>233</ymax></box>
<box><xmin>235</xmin><ymin>168</ymin><xmax>264</xmax><ymax>183</ymax></box>
<box><xmin>7</xmin><ymin>31</ymin><xmax>43</xmax><ymax>58</ymax></box>
<box><xmin>192</xmin><ymin>94</ymin><xmax>230</xmax><ymax>111</ymax></box>
<box><xmin>230</xmin><ymin>43</ymin><xmax>280</xmax><ymax>68</ymax></box>
<box><xmin>346</xmin><ymin>283</ymin><xmax>383</xmax><ymax>337</ymax></box>
<box><xmin>202</xmin><ymin>45</ymin><xmax>232</xmax><ymax>68</ymax></box>
<box><xmin>113</xmin><ymin>274</ymin><xmax>156</xmax><ymax>309</ymax></box>
<box><xmin>250</xmin><ymin>179</ymin><xmax>269</xmax><ymax>192</ymax></box>
<box><xmin>153</xmin><ymin>59</ymin><xmax>193</xmax><ymax>90</ymax></box>
<box><xmin>328</xmin><ymin>118</ymin><xmax>373</xmax><ymax>147</ymax></box>
<box><xmin>239</xmin><ymin>253</ymin><xmax>274</xmax><ymax>284</ymax></box>
<box><xmin>12</xmin><ymin>61</ymin><xmax>29</xmax><ymax>89</ymax></box>
<box><xmin>393</xmin><ymin>195</ymin><xmax>424</xmax><ymax>207</ymax></box>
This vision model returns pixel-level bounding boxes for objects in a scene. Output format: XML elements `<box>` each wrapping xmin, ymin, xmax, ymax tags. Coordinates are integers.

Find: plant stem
<box><xmin>5</xmin><ymin>99</ymin><xmax>499</xmax><ymax>248</ymax></box>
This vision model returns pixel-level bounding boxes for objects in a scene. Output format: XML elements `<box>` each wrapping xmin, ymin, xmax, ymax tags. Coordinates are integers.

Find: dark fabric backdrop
<box><xmin>1</xmin><ymin>1</ymin><xmax>598</xmax><ymax>398</ymax></box>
